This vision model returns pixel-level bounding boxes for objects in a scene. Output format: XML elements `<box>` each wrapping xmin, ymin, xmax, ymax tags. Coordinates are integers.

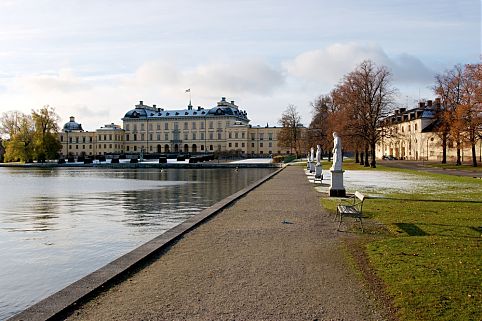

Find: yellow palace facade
<box><xmin>60</xmin><ymin>98</ymin><xmax>288</xmax><ymax>157</ymax></box>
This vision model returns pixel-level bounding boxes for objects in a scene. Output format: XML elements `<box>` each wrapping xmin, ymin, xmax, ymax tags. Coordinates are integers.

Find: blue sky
<box><xmin>0</xmin><ymin>0</ymin><xmax>480</xmax><ymax>129</ymax></box>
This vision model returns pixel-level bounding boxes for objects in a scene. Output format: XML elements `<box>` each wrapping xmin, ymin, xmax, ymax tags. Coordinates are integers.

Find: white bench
<box><xmin>336</xmin><ymin>191</ymin><xmax>365</xmax><ymax>232</ymax></box>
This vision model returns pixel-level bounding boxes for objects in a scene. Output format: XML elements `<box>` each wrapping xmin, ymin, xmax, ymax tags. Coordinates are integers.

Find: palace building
<box><xmin>60</xmin><ymin>97</ymin><xmax>288</xmax><ymax>157</ymax></box>
<box><xmin>376</xmin><ymin>99</ymin><xmax>481</xmax><ymax>162</ymax></box>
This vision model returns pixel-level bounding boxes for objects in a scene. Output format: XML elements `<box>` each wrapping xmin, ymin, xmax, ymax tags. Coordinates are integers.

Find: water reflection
<box><xmin>0</xmin><ymin>167</ymin><xmax>274</xmax><ymax>320</ymax></box>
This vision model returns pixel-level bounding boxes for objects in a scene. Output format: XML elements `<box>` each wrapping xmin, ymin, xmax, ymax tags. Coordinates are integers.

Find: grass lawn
<box><xmin>321</xmin><ymin>169</ymin><xmax>482</xmax><ymax>321</ymax></box>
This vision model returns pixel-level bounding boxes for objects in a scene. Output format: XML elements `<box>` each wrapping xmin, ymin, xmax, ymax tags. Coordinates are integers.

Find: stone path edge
<box><xmin>8</xmin><ymin>166</ymin><xmax>285</xmax><ymax>321</ymax></box>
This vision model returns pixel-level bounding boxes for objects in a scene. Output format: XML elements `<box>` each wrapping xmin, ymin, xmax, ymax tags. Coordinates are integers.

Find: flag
<box><xmin>185</xmin><ymin>89</ymin><xmax>190</xmax><ymax>93</ymax></box>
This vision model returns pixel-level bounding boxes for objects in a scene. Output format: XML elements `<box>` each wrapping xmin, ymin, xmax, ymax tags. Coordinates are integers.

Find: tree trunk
<box><xmin>364</xmin><ymin>146</ymin><xmax>370</xmax><ymax>167</ymax></box>
<box><xmin>456</xmin><ymin>142</ymin><xmax>461</xmax><ymax>165</ymax></box>
<box><xmin>355</xmin><ymin>150</ymin><xmax>359</xmax><ymax>163</ymax></box>
<box><xmin>472</xmin><ymin>143</ymin><xmax>477</xmax><ymax>167</ymax></box>
<box><xmin>360</xmin><ymin>151</ymin><xmax>364</xmax><ymax>165</ymax></box>
<box><xmin>370</xmin><ymin>142</ymin><xmax>376</xmax><ymax>168</ymax></box>
<box><xmin>442</xmin><ymin>134</ymin><xmax>447</xmax><ymax>164</ymax></box>
<box><xmin>328</xmin><ymin>151</ymin><xmax>332</xmax><ymax>162</ymax></box>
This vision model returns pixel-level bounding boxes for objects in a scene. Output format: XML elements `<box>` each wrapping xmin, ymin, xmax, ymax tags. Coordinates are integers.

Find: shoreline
<box><xmin>7</xmin><ymin>167</ymin><xmax>284</xmax><ymax>321</ymax></box>
<box><xmin>0</xmin><ymin>162</ymin><xmax>282</xmax><ymax>169</ymax></box>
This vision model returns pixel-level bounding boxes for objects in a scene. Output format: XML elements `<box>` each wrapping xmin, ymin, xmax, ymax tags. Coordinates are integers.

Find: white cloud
<box><xmin>284</xmin><ymin>43</ymin><xmax>434</xmax><ymax>86</ymax></box>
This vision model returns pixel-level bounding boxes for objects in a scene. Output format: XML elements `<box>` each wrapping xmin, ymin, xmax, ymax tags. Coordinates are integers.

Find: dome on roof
<box><xmin>207</xmin><ymin>106</ymin><xmax>235</xmax><ymax>116</ymax></box>
<box><xmin>63</xmin><ymin>116</ymin><xmax>83</xmax><ymax>131</ymax></box>
<box><xmin>124</xmin><ymin>108</ymin><xmax>147</xmax><ymax>118</ymax></box>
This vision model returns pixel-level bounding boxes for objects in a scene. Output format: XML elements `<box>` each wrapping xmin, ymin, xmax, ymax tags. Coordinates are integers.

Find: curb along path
<box><xmin>67</xmin><ymin>166</ymin><xmax>383</xmax><ymax>321</ymax></box>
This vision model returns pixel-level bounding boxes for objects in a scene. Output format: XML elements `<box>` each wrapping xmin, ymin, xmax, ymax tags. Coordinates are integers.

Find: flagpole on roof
<box><xmin>185</xmin><ymin>88</ymin><xmax>191</xmax><ymax>106</ymax></box>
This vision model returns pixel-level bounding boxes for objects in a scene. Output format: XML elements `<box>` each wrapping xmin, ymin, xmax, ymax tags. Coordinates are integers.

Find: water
<box><xmin>0</xmin><ymin>167</ymin><xmax>275</xmax><ymax>320</ymax></box>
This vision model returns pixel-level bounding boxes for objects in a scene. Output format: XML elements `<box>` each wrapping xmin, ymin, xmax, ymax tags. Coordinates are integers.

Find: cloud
<box><xmin>127</xmin><ymin>59</ymin><xmax>285</xmax><ymax>96</ymax></box>
<box><xmin>14</xmin><ymin>69</ymin><xmax>91</xmax><ymax>93</ymax></box>
<box><xmin>284</xmin><ymin>42</ymin><xmax>434</xmax><ymax>85</ymax></box>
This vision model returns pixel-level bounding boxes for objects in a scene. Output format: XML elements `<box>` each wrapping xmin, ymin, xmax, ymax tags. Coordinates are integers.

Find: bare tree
<box><xmin>278</xmin><ymin>104</ymin><xmax>303</xmax><ymax>157</ymax></box>
<box><xmin>330</xmin><ymin>60</ymin><xmax>396</xmax><ymax>168</ymax></box>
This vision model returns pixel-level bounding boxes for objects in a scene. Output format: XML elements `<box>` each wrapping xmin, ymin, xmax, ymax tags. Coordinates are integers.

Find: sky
<box><xmin>0</xmin><ymin>0</ymin><xmax>480</xmax><ymax>129</ymax></box>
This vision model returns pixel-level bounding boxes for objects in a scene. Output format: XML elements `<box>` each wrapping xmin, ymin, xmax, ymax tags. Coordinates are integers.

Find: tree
<box><xmin>32</xmin><ymin>105</ymin><xmax>62</xmax><ymax>162</ymax></box>
<box><xmin>330</xmin><ymin>60</ymin><xmax>396</xmax><ymax>168</ymax></box>
<box><xmin>460</xmin><ymin>63</ymin><xmax>482</xmax><ymax>167</ymax></box>
<box><xmin>434</xmin><ymin>63</ymin><xmax>482</xmax><ymax>166</ymax></box>
<box><xmin>309</xmin><ymin>95</ymin><xmax>335</xmax><ymax>158</ymax></box>
<box><xmin>0</xmin><ymin>111</ymin><xmax>35</xmax><ymax>162</ymax></box>
<box><xmin>278</xmin><ymin>104</ymin><xmax>303</xmax><ymax>157</ymax></box>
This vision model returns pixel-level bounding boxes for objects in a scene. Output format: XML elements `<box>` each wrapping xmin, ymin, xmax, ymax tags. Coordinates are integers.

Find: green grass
<box><xmin>321</xmin><ymin>169</ymin><xmax>482</xmax><ymax>321</ymax></box>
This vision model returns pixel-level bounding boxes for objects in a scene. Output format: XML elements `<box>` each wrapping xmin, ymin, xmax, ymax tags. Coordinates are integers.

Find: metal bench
<box><xmin>336</xmin><ymin>191</ymin><xmax>365</xmax><ymax>232</ymax></box>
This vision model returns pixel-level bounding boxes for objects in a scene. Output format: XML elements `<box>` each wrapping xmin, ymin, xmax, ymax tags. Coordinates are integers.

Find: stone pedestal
<box><xmin>330</xmin><ymin>170</ymin><xmax>345</xmax><ymax>197</ymax></box>
<box><xmin>306</xmin><ymin>161</ymin><xmax>311</xmax><ymax>170</ymax></box>
<box><xmin>315</xmin><ymin>165</ymin><xmax>322</xmax><ymax>179</ymax></box>
<box><xmin>309</xmin><ymin>162</ymin><xmax>315</xmax><ymax>173</ymax></box>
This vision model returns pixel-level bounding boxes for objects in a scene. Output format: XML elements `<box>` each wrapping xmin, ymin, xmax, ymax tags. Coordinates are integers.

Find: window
<box><xmin>157</xmin><ymin>134</ymin><xmax>160</xmax><ymax>140</ymax></box>
<box><xmin>164</xmin><ymin>123</ymin><xmax>169</xmax><ymax>130</ymax></box>
<box><xmin>60</xmin><ymin>135</ymin><xmax>63</xmax><ymax>142</ymax></box>
<box><xmin>209</xmin><ymin>132</ymin><xmax>213</xmax><ymax>140</ymax></box>
<box><xmin>242</xmin><ymin>143</ymin><xmax>245</xmax><ymax>147</ymax></box>
<box><xmin>242</xmin><ymin>132</ymin><xmax>245</xmax><ymax>139</ymax></box>
<box><xmin>201</xmin><ymin>145</ymin><xmax>204</xmax><ymax>150</ymax></box>
<box><xmin>251</xmin><ymin>133</ymin><xmax>255</xmax><ymax>140</ymax></box>
<box><xmin>217</xmin><ymin>133</ymin><xmax>221</xmax><ymax>139</ymax></box>
<box><xmin>192</xmin><ymin>132</ymin><xmax>196</xmax><ymax>140</ymax></box>
<box><xmin>69</xmin><ymin>137</ymin><xmax>73</xmax><ymax>143</ymax></box>
<box><xmin>133</xmin><ymin>124</ymin><xmax>137</xmax><ymax>131</ymax></box>
<box><xmin>269</xmin><ymin>142</ymin><xmax>272</xmax><ymax>147</ymax></box>
<box><xmin>259</xmin><ymin>133</ymin><xmax>264</xmax><ymax>140</ymax></box>
<box><xmin>228</xmin><ymin>143</ymin><xmax>232</xmax><ymax>147</ymax></box>
<box><xmin>235</xmin><ymin>143</ymin><xmax>238</xmax><ymax>148</ymax></box>
<box><xmin>235</xmin><ymin>132</ymin><xmax>238</xmax><ymax>139</ymax></box>
<box><xmin>104</xmin><ymin>134</ymin><xmax>107</xmax><ymax>140</ymax></box>
<box><xmin>260</xmin><ymin>143</ymin><xmax>264</xmax><ymax>147</ymax></box>
<box><xmin>148</xmin><ymin>124</ymin><xmax>152</xmax><ymax>131</ymax></box>
<box><xmin>251</xmin><ymin>143</ymin><xmax>254</xmax><ymax>147</ymax></box>
<box><xmin>76</xmin><ymin>137</ymin><xmax>79</xmax><ymax>143</ymax></box>
<box><xmin>141</xmin><ymin>123</ymin><xmax>145</xmax><ymax>131</ymax></box>
<box><xmin>201</xmin><ymin>132</ymin><xmax>205</xmax><ymax>140</ymax></box>
<box><xmin>192</xmin><ymin>122</ymin><xmax>196</xmax><ymax>129</ymax></box>
<box><xmin>126</xmin><ymin>146</ymin><xmax>130</xmax><ymax>151</ymax></box>
<box><xmin>268</xmin><ymin>133</ymin><xmax>273</xmax><ymax>140</ymax></box>
<box><xmin>134</xmin><ymin>134</ymin><xmax>137</xmax><ymax>141</ymax></box>
<box><xmin>174</xmin><ymin>122</ymin><xmax>179</xmax><ymax>130</ymax></box>
<box><xmin>164</xmin><ymin>133</ymin><xmax>169</xmax><ymax>140</ymax></box>
<box><xmin>415</xmin><ymin>124</ymin><xmax>418</xmax><ymax>131</ymax></box>
<box><xmin>229</xmin><ymin>132</ymin><xmax>232</xmax><ymax>139</ymax></box>
<box><xmin>200</xmin><ymin>122</ymin><xmax>204</xmax><ymax>129</ymax></box>
<box><xmin>157</xmin><ymin>124</ymin><xmax>160</xmax><ymax>130</ymax></box>
<box><xmin>104</xmin><ymin>144</ymin><xmax>107</xmax><ymax>148</ymax></box>
<box><xmin>209</xmin><ymin>121</ymin><xmax>213</xmax><ymax>129</ymax></box>
<box><xmin>126</xmin><ymin>134</ymin><xmax>130</xmax><ymax>141</ymax></box>
<box><xmin>109</xmin><ymin>144</ymin><xmax>112</xmax><ymax>148</ymax></box>
<box><xmin>125</xmin><ymin>124</ymin><xmax>130</xmax><ymax>131</ymax></box>
<box><xmin>141</xmin><ymin>134</ymin><xmax>145</xmax><ymax>141</ymax></box>
<box><xmin>134</xmin><ymin>146</ymin><xmax>137</xmax><ymax>151</ymax></box>
<box><xmin>184</xmin><ymin>133</ymin><xmax>188</xmax><ymax>140</ymax></box>
<box><xmin>210</xmin><ymin>145</ymin><xmax>213</xmax><ymax>150</ymax></box>
<box><xmin>184</xmin><ymin>122</ymin><xmax>188</xmax><ymax>130</ymax></box>
<box><xmin>82</xmin><ymin>137</ymin><xmax>86</xmax><ymax>143</ymax></box>
<box><xmin>82</xmin><ymin>145</ymin><xmax>85</xmax><ymax>149</ymax></box>
<box><xmin>217</xmin><ymin>121</ymin><xmax>222</xmax><ymax>128</ymax></box>
<box><xmin>149</xmin><ymin>133</ymin><xmax>153</xmax><ymax>140</ymax></box>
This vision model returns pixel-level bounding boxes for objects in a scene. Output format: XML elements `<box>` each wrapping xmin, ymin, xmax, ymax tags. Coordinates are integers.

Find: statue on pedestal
<box><xmin>316</xmin><ymin>145</ymin><xmax>321</xmax><ymax>166</ymax></box>
<box><xmin>329</xmin><ymin>132</ymin><xmax>345</xmax><ymax>196</ymax></box>
<box><xmin>330</xmin><ymin>132</ymin><xmax>342</xmax><ymax>171</ymax></box>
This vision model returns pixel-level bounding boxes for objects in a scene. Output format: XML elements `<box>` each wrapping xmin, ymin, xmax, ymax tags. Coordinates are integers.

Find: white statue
<box><xmin>316</xmin><ymin>145</ymin><xmax>321</xmax><ymax>166</ymax></box>
<box><xmin>330</xmin><ymin>132</ymin><xmax>342</xmax><ymax>171</ymax></box>
<box><xmin>310</xmin><ymin>147</ymin><xmax>315</xmax><ymax>162</ymax></box>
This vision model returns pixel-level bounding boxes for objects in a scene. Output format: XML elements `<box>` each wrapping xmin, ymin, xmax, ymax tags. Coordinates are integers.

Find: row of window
<box><xmin>125</xmin><ymin>120</ymin><xmax>233</xmax><ymax>132</ymax></box>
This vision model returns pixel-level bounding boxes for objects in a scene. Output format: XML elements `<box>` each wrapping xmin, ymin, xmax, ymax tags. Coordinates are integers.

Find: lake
<box><xmin>0</xmin><ymin>167</ymin><xmax>275</xmax><ymax>320</ymax></box>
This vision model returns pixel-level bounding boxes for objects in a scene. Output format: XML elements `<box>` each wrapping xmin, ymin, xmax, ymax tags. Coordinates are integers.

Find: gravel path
<box><xmin>66</xmin><ymin>166</ymin><xmax>385</xmax><ymax>321</ymax></box>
